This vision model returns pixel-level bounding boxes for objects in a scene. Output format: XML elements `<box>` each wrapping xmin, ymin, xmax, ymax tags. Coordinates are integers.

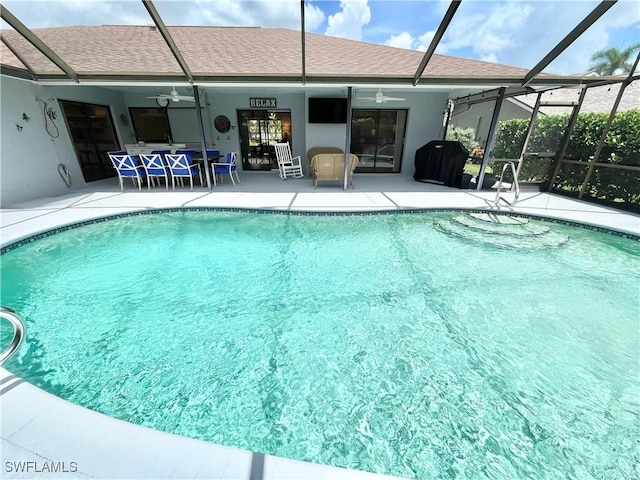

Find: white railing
<box><xmin>494</xmin><ymin>161</ymin><xmax>520</xmax><ymax>207</ymax></box>
<box><xmin>0</xmin><ymin>306</ymin><xmax>25</xmax><ymax>364</ymax></box>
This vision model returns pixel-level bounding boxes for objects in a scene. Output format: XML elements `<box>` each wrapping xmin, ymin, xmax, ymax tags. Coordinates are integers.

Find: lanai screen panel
<box><xmin>545</xmin><ymin>1</ymin><xmax>640</xmax><ymax>77</ymax></box>
<box><xmin>153</xmin><ymin>0</ymin><xmax>304</xmax><ymax>79</ymax></box>
<box><xmin>1</xmin><ymin>0</ymin><xmax>184</xmax><ymax>79</ymax></box>
<box><xmin>576</xmin><ymin>80</ymin><xmax>640</xmax><ymax>211</ymax></box>
<box><xmin>438</xmin><ymin>1</ymin><xmax>637</xmax><ymax>81</ymax></box>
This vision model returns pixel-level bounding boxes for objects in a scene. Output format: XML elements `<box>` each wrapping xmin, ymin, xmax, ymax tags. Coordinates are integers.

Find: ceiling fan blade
<box><xmin>357</xmin><ymin>96</ymin><xmax>378</xmax><ymax>100</ymax></box>
<box><xmin>383</xmin><ymin>96</ymin><xmax>405</xmax><ymax>101</ymax></box>
<box><xmin>174</xmin><ymin>95</ymin><xmax>195</xmax><ymax>101</ymax></box>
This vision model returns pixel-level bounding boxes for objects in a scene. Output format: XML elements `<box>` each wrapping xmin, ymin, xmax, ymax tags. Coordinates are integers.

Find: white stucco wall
<box><xmin>1</xmin><ymin>77</ymin><xmax>133</xmax><ymax>206</ymax></box>
<box><xmin>393</xmin><ymin>91</ymin><xmax>449</xmax><ymax>175</ymax></box>
<box><xmin>450</xmin><ymin>99</ymin><xmax>532</xmax><ymax>149</ymax></box>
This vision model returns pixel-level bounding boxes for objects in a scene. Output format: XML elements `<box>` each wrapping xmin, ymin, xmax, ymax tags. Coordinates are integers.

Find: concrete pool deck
<box><xmin>1</xmin><ymin>174</ymin><xmax>639</xmax><ymax>479</ymax></box>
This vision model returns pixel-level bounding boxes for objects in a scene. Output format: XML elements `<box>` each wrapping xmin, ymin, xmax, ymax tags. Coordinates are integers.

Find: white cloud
<box><xmin>479</xmin><ymin>53</ymin><xmax>498</xmax><ymax>63</ymax></box>
<box><xmin>384</xmin><ymin>32</ymin><xmax>414</xmax><ymax>50</ymax></box>
<box><xmin>382</xmin><ymin>30</ymin><xmax>448</xmax><ymax>54</ymax></box>
<box><xmin>192</xmin><ymin>0</ymin><xmax>324</xmax><ymax>30</ymax></box>
<box><xmin>2</xmin><ymin>0</ymin><xmax>325</xmax><ymax>31</ymax></box>
<box><xmin>2</xmin><ymin>0</ymin><xmax>149</xmax><ymax>28</ymax></box>
<box><xmin>440</xmin><ymin>3</ymin><xmax>533</xmax><ymax>56</ymax></box>
<box><xmin>325</xmin><ymin>0</ymin><xmax>371</xmax><ymax>41</ymax></box>
<box><xmin>416</xmin><ymin>30</ymin><xmax>448</xmax><ymax>54</ymax></box>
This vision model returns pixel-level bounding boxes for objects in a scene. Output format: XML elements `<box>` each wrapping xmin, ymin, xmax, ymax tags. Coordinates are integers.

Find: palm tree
<box><xmin>589</xmin><ymin>44</ymin><xmax>640</xmax><ymax>75</ymax></box>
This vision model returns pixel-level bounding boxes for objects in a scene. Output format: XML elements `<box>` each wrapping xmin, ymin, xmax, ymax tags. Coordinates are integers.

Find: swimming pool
<box><xmin>1</xmin><ymin>209</ymin><xmax>638</xmax><ymax>479</ymax></box>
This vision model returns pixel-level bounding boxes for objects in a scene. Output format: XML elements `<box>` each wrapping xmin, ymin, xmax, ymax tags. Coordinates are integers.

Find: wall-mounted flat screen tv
<box><xmin>308</xmin><ymin>97</ymin><xmax>347</xmax><ymax>124</ymax></box>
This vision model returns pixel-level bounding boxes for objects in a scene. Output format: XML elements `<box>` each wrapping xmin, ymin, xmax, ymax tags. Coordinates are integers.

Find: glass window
<box><xmin>59</xmin><ymin>100</ymin><xmax>119</xmax><ymax>182</ymax></box>
<box><xmin>129</xmin><ymin>108</ymin><xmax>173</xmax><ymax>143</ymax></box>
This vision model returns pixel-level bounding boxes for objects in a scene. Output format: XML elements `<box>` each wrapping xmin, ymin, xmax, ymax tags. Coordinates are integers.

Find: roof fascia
<box><xmin>1</xmin><ymin>65</ymin><xmax>35</xmax><ymax>80</ymax></box>
<box><xmin>413</xmin><ymin>0</ymin><xmax>461</xmax><ymax>86</ymax></box>
<box><xmin>0</xmin><ymin>5</ymin><xmax>79</xmax><ymax>82</ymax></box>
<box><xmin>141</xmin><ymin>0</ymin><xmax>193</xmax><ymax>83</ymax></box>
<box><xmin>522</xmin><ymin>0</ymin><xmax>617</xmax><ymax>87</ymax></box>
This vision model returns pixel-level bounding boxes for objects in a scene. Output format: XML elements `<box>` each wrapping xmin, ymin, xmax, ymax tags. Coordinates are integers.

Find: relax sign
<box><xmin>249</xmin><ymin>97</ymin><xmax>277</xmax><ymax>108</ymax></box>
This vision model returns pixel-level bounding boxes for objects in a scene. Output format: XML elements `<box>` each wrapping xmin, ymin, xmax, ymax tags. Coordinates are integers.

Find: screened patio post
<box><xmin>476</xmin><ymin>87</ymin><xmax>505</xmax><ymax>192</ymax></box>
<box><xmin>300</xmin><ymin>0</ymin><xmax>306</xmax><ymax>85</ymax></box>
<box><xmin>515</xmin><ymin>92</ymin><xmax>542</xmax><ymax>178</ymax></box>
<box><xmin>344</xmin><ymin>86</ymin><xmax>353</xmax><ymax>191</ymax></box>
<box><xmin>193</xmin><ymin>86</ymin><xmax>213</xmax><ymax>190</ymax></box>
<box><xmin>547</xmin><ymin>87</ymin><xmax>587</xmax><ymax>190</ymax></box>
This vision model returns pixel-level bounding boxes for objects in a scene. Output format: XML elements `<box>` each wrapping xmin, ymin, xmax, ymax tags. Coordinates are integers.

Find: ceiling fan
<box><xmin>358</xmin><ymin>88</ymin><xmax>405</xmax><ymax>103</ymax></box>
<box><xmin>147</xmin><ymin>86</ymin><xmax>195</xmax><ymax>103</ymax></box>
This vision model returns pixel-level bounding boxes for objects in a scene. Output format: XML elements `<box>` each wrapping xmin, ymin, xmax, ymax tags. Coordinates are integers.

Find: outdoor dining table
<box><xmin>191</xmin><ymin>150</ymin><xmax>221</xmax><ymax>169</ymax></box>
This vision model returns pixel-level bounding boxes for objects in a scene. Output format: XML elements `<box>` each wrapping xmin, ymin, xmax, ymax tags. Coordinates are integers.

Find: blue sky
<box><xmin>3</xmin><ymin>0</ymin><xmax>639</xmax><ymax>75</ymax></box>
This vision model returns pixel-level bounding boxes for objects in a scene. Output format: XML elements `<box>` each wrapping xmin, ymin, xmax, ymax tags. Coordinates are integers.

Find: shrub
<box><xmin>491</xmin><ymin>109</ymin><xmax>640</xmax><ymax>212</ymax></box>
<box><xmin>445</xmin><ymin>125</ymin><xmax>477</xmax><ymax>153</ymax></box>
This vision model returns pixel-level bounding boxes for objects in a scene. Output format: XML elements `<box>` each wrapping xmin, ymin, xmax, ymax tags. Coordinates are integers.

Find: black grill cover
<box><xmin>414</xmin><ymin>140</ymin><xmax>469</xmax><ymax>188</ymax></box>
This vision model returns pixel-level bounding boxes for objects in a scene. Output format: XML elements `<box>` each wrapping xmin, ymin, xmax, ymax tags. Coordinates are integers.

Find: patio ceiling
<box><xmin>0</xmin><ymin>0</ymin><xmax>627</xmax><ymax>93</ymax></box>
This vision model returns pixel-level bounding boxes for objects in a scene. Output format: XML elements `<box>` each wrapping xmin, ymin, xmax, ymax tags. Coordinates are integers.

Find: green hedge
<box><xmin>491</xmin><ymin>109</ymin><xmax>640</xmax><ymax>212</ymax></box>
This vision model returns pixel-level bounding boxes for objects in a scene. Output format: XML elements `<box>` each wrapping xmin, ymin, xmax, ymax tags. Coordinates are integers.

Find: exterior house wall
<box><xmin>2</xmin><ymin>77</ymin><xmax>449</xmax><ymax>206</ymax></box>
<box><xmin>450</xmin><ymin>99</ymin><xmax>531</xmax><ymax>149</ymax></box>
<box><xmin>392</xmin><ymin>91</ymin><xmax>449</xmax><ymax>175</ymax></box>
<box><xmin>0</xmin><ymin>77</ymin><xmax>130</xmax><ymax>206</ymax></box>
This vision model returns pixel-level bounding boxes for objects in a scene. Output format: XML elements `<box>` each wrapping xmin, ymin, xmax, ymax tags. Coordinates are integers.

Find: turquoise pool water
<box><xmin>1</xmin><ymin>210</ymin><xmax>638</xmax><ymax>479</ymax></box>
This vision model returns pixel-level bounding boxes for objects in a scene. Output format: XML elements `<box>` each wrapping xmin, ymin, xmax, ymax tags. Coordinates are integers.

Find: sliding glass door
<box><xmin>350</xmin><ymin>109</ymin><xmax>407</xmax><ymax>173</ymax></box>
<box><xmin>237</xmin><ymin>110</ymin><xmax>292</xmax><ymax>170</ymax></box>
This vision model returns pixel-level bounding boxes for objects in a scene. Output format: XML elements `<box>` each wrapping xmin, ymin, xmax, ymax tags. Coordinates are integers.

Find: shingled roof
<box><xmin>1</xmin><ymin>25</ymin><xmax>534</xmax><ymax>82</ymax></box>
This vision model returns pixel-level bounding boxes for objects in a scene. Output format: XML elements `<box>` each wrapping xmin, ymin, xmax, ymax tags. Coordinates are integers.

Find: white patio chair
<box><xmin>139</xmin><ymin>153</ymin><xmax>169</xmax><ymax>190</ymax></box>
<box><xmin>164</xmin><ymin>153</ymin><xmax>203</xmax><ymax>191</ymax></box>
<box><xmin>210</xmin><ymin>152</ymin><xmax>240</xmax><ymax>186</ymax></box>
<box><xmin>274</xmin><ymin>143</ymin><xmax>304</xmax><ymax>179</ymax></box>
<box><xmin>108</xmin><ymin>152</ymin><xmax>146</xmax><ymax>191</ymax></box>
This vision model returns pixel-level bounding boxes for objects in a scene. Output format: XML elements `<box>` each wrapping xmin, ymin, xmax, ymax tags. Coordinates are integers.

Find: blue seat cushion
<box><xmin>172</xmin><ymin>166</ymin><xmax>199</xmax><ymax>176</ymax></box>
<box><xmin>119</xmin><ymin>167</ymin><xmax>146</xmax><ymax>177</ymax></box>
<box><xmin>214</xmin><ymin>165</ymin><xmax>236</xmax><ymax>173</ymax></box>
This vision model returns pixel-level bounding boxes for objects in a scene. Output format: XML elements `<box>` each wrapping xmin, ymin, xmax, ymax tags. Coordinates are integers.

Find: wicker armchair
<box><xmin>310</xmin><ymin>153</ymin><xmax>358</xmax><ymax>189</ymax></box>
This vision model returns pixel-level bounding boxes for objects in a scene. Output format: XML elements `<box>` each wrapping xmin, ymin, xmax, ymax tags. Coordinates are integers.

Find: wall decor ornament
<box><xmin>214</xmin><ymin>115</ymin><xmax>231</xmax><ymax>133</ymax></box>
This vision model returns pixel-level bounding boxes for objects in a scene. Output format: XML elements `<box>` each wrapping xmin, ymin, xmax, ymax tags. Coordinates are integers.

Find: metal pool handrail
<box><xmin>0</xmin><ymin>306</ymin><xmax>25</xmax><ymax>364</ymax></box>
<box><xmin>494</xmin><ymin>161</ymin><xmax>520</xmax><ymax>207</ymax></box>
